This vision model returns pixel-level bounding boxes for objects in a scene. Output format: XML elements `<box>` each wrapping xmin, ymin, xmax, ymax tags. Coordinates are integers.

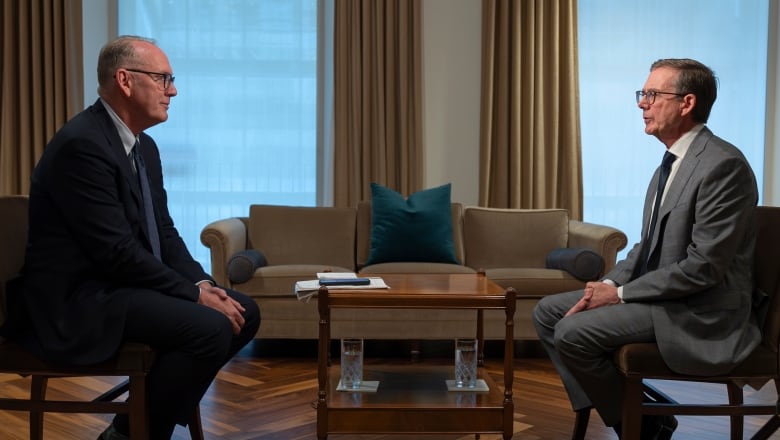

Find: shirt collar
<box><xmin>100</xmin><ymin>97</ymin><xmax>138</xmax><ymax>156</ymax></box>
<box><xmin>667</xmin><ymin>123</ymin><xmax>705</xmax><ymax>160</ymax></box>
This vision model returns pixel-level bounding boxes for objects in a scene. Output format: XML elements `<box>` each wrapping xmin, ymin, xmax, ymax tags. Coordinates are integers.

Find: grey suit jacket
<box><xmin>605</xmin><ymin>127</ymin><xmax>760</xmax><ymax>376</ymax></box>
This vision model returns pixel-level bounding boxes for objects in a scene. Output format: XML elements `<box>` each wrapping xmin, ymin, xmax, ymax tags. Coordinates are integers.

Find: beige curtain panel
<box><xmin>479</xmin><ymin>0</ymin><xmax>582</xmax><ymax>220</ymax></box>
<box><xmin>0</xmin><ymin>0</ymin><xmax>83</xmax><ymax>196</ymax></box>
<box><xmin>332</xmin><ymin>0</ymin><xmax>423</xmax><ymax>207</ymax></box>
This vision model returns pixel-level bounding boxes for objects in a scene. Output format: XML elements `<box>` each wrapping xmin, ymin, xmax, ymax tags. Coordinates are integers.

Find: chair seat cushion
<box><xmin>615</xmin><ymin>342</ymin><xmax>777</xmax><ymax>379</ymax></box>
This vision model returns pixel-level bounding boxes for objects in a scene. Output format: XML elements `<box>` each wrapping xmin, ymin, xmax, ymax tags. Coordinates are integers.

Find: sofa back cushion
<box><xmin>463</xmin><ymin>207</ymin><xmax>569</xmax><ymax>269</ymax></box>
<box><xmin>356</xmin><ymin>201</ymin><xmax>465</xmax><ymax>269</ymax></box>
<box><xmin>248</xmin><ymin>205</ymin><xmax>357</xmax><ymax>269</ymax></box>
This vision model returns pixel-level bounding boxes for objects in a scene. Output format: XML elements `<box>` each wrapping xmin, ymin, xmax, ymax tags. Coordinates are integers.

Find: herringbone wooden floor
<box><xmin>0</xmin><ymin>340</ymin><xmax>777</xmax><ymax>439</ymax></box>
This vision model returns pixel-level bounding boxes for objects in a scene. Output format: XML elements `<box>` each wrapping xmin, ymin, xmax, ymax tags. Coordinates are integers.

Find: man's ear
<box><xmin>114</xmin><ymin>69</ymin><xmax>133</xmax><ymax>97</ymax></box>
<box><xmin>679</xmin><ymin>93</ymin><xmax>697</xmax><ymax>117</ymax></box>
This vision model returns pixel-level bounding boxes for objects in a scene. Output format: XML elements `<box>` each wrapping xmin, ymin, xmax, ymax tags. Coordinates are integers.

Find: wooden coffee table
<box><xmin>315</xmin><ymin>273</ymin><xmax>516</xmax><ymax>439</ymax></box>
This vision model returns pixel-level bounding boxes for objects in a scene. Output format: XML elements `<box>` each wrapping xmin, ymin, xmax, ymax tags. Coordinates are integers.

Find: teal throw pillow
<box><xmin>365</xmin><ymin>182</ymin><xmax>459</xmax><ymax>265</ymax></box>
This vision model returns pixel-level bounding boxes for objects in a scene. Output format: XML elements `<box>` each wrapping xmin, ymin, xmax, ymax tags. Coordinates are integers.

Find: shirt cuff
<box><xmin>602</xmin><ymin>279</ymin><xmax>625</xmax><ymax>303</ymax></box>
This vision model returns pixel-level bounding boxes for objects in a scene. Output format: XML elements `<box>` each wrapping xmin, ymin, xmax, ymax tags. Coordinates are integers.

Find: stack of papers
<box><xmin>294</xmin><ymin>272</ymin><xmax>389</xmax><ymax>301</ymax></box>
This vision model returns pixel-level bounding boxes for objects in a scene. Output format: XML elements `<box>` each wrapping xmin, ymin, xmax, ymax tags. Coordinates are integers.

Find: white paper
<box><xmin>294</xmin><ymin>277</ymin><xmax>390</xmax><ymax>302</ymax></box>
<box><xmin>317</xmin><ymin>272</ymin><xmax>358</xmax><ymax>279</ymax></box>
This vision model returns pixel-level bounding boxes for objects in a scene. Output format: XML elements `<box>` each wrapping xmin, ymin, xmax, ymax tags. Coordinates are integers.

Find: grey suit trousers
<box><xmin>533</xmin><ymin>290</ymin><xmax>655</xmax><ymax>426</ymax></box>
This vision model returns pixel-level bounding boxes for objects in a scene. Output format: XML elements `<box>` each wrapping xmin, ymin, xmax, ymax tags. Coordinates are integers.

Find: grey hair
<box><xmin>651</xmin><ymin>58</ymin><xmax>718</xmax><ymax>123</ymax></box>
<box><xmin>97</xmin><ymin>35</ymin><xmax>157</xmax><ymax>95</ymax></box>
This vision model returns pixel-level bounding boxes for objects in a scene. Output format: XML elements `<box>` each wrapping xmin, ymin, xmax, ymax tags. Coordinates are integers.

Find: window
<box><xmin>578</xmin><ymin>0</ymin><xmax>768</xmax><ymax>258</ymax></box>
<box><xmin>118</xmin><ymin>0</ymin><xmax>318</xmax><ymax>271</ymax></box>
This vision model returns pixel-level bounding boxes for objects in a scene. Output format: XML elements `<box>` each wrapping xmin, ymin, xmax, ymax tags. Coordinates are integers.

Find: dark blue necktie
<box><xmin>131</xmin><ymin>143</ymin><xmax>162</xmax><ymax>259</ymax></box>
<box><xmin>636</xmin><ymin>151</ymin><xmax>676</xmax><ymax>277</ymax></box>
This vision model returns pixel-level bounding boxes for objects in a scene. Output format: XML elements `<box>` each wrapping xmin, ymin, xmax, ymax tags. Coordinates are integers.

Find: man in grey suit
<box><xmin>533</xmin><ymin>58</ymin><xmax>760</xmax><ymax>439</ymax></box>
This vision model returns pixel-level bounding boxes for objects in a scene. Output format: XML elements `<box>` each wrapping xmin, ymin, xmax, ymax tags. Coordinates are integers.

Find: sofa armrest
<box><xmin>200</xmin><ymin>217</ymin><xmax>249</xmax><ymax>286</ymax></box>
<box><xmin>567</xmin><ymin>220</ymin><xmax>628</xmax><ymax>274</ymax></box>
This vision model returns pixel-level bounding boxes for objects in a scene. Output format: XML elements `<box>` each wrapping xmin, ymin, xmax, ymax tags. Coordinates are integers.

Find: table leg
<box><xmin>503</xmin><ymin>287</ymin><xmax>516</xmax><ymax>440</ymax></box>
<box><xmin>317</xmin><ymin>287</ymin><xmax>330</xmax><ymax>440</ymax></box>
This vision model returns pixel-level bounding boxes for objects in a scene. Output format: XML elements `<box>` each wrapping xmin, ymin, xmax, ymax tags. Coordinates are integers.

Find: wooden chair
<box><xmin>0</xmin><ymin>195</ymin><xmax>204</xmax><ymax>439</ymax></box>
<box><xmin>573</xmin><ymin>205</ymin><xmax>780</xmax><ymax>440</ymax></box>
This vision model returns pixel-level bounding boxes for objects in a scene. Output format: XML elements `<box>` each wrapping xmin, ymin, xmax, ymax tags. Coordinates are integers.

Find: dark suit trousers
<box><xmin>533</xmin><ymin>290</ymin><xmax>655</xmax><ymax>426</ymax></box>
<box><xmin>114</xmin><ymin>287</ymin><xmax>260</xmax><ymax>439</ymax></box>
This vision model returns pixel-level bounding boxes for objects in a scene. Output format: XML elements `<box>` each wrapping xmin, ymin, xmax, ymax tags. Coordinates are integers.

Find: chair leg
<box><xmin>188</xmin><ymin>405</ymin><xmax>205</xmax><ymax>440</ymax></box>
<box><xmin>750</xmin><ymin>379</ymin><xmax>780</xmax><ymax>440</ymax></box>
<box><xmin>643</xmin><ymin>381</ymin><xmax>675</xmax><ymax>404</ymax></box>
<box><xmin>127</xmin><ymin>375</ymin><xmax>150</xmax><ymax>440</ymax></box>
<box><xmin>621</xmin><ymin>376</ymin><xmax>644</xmax><ymax>440</ymax></box>
<box><xmin>95</xmin><ymin>378</ymin><xmax>131</xmax><ymax>402</ymax></box>
<box><xmin>752</xmin><ymin>417</ymin><xmax>780</xmax><ymax>440</ymax></box>
<box><xmin>571</xmin><ymin>407</ymin><xmax>590</xmax><ymax>440</ymax></box>
<box><xmin>29</xmin><ymin>375</ymin><xmax>48</xmax><ymax>440</ymax></box>
<box><xmin>727</xmin><ymin>382</ymin><xmax>744</xmax><ymax>440</ymax></box>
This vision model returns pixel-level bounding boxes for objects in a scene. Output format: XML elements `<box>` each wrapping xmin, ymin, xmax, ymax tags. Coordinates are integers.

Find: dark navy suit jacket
<box><xmin>12</xmin><ymin>99</ymin><xmax>210</xmax><ymax>365</ymax></box>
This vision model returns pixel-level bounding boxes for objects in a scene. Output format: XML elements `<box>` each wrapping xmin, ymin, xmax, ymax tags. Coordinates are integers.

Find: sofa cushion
<box><xmin>360</xmin><ymin>261</ymin><xmax>477</xmax><ymax>275</ymax></box>
<box><xmin>463</xmin><ymin>207</ymin><xmax>569</xmax><ymax>270</ymax></box>
<box><xmin>484</xmin><ymin>267</ymin><xmax>586</xmax><ymax>296</ymax></box>
<box><xmin>364</xmin><ymin>183</ymin><xmax>459</xmax><ymax>265</ymax></box>
<box><xmin>235</xmin><ymin>264</ymin><xmax>355</xmax><ymax>297</ymax></box>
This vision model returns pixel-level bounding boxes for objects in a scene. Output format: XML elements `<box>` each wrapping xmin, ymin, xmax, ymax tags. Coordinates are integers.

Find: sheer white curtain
<box><xmin>118</xmin><ymin>0</ymin><xmax>318</xmax><ymax>270</ymax></box>
<box><xmin>578</xmin><ymin>0</ymin><xmax>769</xmax><ymax>258</ymax></box>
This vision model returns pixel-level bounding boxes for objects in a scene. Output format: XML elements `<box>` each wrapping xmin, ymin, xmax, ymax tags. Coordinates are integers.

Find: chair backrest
<box><xmin>0</xmin><ymin>195</ymin><xmax>28</xmax><ymax>328</ymax></box>
<box><xmin>755</xmin><ymin>206</ymin><xmax>780</xmax><ymax>352</ymax></box>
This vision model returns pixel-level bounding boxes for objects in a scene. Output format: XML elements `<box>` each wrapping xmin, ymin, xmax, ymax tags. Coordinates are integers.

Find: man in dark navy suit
<box><xmin>10</xmin><ymin>35</ymin><xmax>260</xmax><ymax>439</ymax></box>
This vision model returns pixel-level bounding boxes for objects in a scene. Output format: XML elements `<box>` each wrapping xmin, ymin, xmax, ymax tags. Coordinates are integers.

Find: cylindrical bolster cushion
<box><xmin>227</xmin><ymin>250</ymin><xmax>267</xmax><ymax>284</ymax></box>
<box><xmin>545</xmin><ymin>248</ymin><xmax>604</xmax><ymax>281</ymax></box>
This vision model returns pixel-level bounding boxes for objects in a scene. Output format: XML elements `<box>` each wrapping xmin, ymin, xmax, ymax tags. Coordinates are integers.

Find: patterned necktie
<box><xmin>131</xmin><ymin>143</ymin><xmax>162</xmax><ymax>259</ymax></box>
<box><xmin>635</xmin><ymin>151</ymin><xmax>676</xmax><ymax>277</ymax></box>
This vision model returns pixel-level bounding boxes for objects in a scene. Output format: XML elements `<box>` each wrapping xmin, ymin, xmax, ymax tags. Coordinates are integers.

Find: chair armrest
<box><xmin>200</xmin><ymin>217</ymin><xmax>249</xmax><ymax>286</ymax></box>
<box><xmin>567</xmin><ymin>220</ymin><xmax>628</xmax><ymax>275</ymax></box>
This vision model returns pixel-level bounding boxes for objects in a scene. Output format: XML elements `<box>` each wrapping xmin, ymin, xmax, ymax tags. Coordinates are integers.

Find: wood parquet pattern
<box><xmin>0</xmin><ymin>340</ymin><xmax>777</xmax><ymax>439</ymax></box>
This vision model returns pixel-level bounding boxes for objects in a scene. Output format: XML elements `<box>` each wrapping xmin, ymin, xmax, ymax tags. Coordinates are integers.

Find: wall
<box><xmin>421</xmin><ymin>0</ymin><xmax>482</xmax><ymax>206</ymax></box>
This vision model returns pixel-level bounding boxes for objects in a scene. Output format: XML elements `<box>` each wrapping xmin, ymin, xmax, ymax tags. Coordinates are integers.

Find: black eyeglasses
<box><xmin>635</xmin><ymin>90</ymin><xmax>686</xmax><ymax>105</ymax></box>
<box><xmin>124</xmin><ymin>68</ymin><xmax>175</xmax><ymax>90</ymax></box>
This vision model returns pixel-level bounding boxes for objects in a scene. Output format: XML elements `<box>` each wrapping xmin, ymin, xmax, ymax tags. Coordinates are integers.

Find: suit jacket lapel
<box><xmin>91</xmin><ymin>100</ymin><xmax>144</xmax><ymax>203</ymax></box>
<box><xmin>90</xmin><ymin>99</ymin><xmax>154</xmax><ymax>252</ymax></box>
<box><xmin>650</xmin><ymin>127</ymin><xmax>711</xmax><ymax>250</ymax></box>
<box><xmin>659</xmin><ymin>128</ymin><xmax>710</xmax><ymax>216</ymax></box>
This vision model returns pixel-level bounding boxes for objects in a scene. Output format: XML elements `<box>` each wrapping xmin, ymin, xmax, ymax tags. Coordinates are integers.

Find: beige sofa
<box><xmin>200</xmin><ymin>203</ymin><xmax>627</xmax><ymax>341</ymax></box>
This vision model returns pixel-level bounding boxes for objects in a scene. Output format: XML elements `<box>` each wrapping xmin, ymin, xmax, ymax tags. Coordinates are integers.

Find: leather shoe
<box><xmin>641</xmin><ymin>415</ymin><xmax>678</xmax><ymax>440</ymax></box>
